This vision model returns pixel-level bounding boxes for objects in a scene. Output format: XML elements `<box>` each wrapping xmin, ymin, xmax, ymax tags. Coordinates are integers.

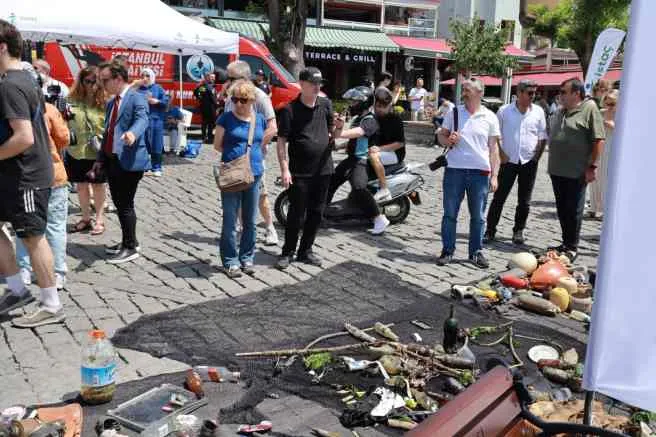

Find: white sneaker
<box><xmin>264</xmin><ymin>226</ymin><xmax>279</xmax><ymax>246</ymax></box>
<box><xmin>55</xmin><ymin>273</ymin><xmax>66</xmax><ymax>291</ymax></box>
<box><xmin>20</xmin><ymin>268</ymin><xmax>32</xmax><ymax>286</ymax></box>
<box><xmin>153</xmin><ymin>170</ymin><xmax>163</xmax><ymax>177</ymax></box>
<box><xmin>368</xmin><ymin>215</ymin><xmax>390</xmax><ymax>235</ymax></box>
<box><xmin>373</xmin><ymin>187</ymin><xmax>392</xmax><ymax>202</ymax></box>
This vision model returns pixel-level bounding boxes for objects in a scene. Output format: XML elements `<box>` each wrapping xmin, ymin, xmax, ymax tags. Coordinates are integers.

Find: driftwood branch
<box><xmin>303</xmin><ymin>323</ymin><xmax>395</xmax><ymax>351</ymax></box>
<box><xmin>236</xmin><ymin>342</ymin><xmax>384</xmax><ymax>358</ymax></box>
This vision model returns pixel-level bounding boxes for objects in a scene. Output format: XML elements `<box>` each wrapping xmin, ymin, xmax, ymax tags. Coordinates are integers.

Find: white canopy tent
<box><xmin>1</xmin><ymin>0</ymin><xmax>238</xmax><ymax>55</ymax></box>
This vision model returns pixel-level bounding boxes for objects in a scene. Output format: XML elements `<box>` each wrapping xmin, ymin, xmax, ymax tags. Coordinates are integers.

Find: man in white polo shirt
<box><xmin>436</xmin><ymin>78</ymin><xmax>501</xmax><ymax>269</ymax></box>
<box><xmin>485</xmin><ymin>80</ymin><xmax>548</xmax><ymax>245</ymax></box>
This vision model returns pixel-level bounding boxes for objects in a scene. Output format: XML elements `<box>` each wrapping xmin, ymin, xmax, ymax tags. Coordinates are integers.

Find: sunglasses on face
<box><xmin>83</xmin><ymin>78</ymin><xmax>96</xmax><ymax>85</ymax></box>
<box><xmin>231</xmin><ymin>96</ymin><xmax>251</xmax><ymax>104</ymax></box>
<box><xmin>227</xmin><ymin>76</ymin><xmax>240</xmax><ymax>81</ymax></box>
<box><xmin>524</xmin><ymin>90</ymin><xmax>536</xmax><ymax>97</ymax></box>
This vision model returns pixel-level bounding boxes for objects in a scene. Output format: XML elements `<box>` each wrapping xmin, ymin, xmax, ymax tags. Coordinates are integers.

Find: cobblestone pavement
<box><xmin>0</xmin><ymin>141</ymin><xmax>602</xmax><ymax>408</ymax></box>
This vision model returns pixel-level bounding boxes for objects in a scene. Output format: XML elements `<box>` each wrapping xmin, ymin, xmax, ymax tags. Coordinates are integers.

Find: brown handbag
<box><xmin>214</xmin><ymin>112</ymin><xmax>257</xmax><ymax>192</ymax></box>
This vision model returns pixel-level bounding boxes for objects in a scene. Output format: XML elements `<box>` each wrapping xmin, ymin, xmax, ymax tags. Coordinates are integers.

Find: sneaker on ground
<box><xmin>105</xmin><ymin>243</ymin><xmax>141</xmax><ymax>255</ymax></box>
<box><xmin>264</xmin><ymin>226</ymin><xmax>279</xmax><ymax>246</ymax></box>
<box><xmin>225</xmin><ymin>265</ymin><xmax>242</xmax><ymax>278</ymax></box>
<box><xmin>368</xmin><ymin>216</ymin><xmax>390</xmax><ymax>235</ymax></box>
<box><xmin>55</xmin><ymin>273</ymin><xmax>66</xmax><ymax>291</ymax></box>
<box><xmin>276</xmin><ymin>255</ymin><xmax>293</xmax><ymax>270</ymax></box>
<box><xmin>12</xmin><ymin>306</ymin><xmax>65</xmax><ymax>328</ymax></box>
<box><xmin>512</xmin><ymin>230</ymin><xmax>525</xmax><ymax>245</ymax></box>
<box><xmin>297</xmin><ymin>252</ymin><xmax>322</xmax><ymax>267</ymax></box>
<box><xmin>436</xmin><ymin>252</ymin><xmax>453</xmax><ymax>266</ymax></box>
<box><xmin>20</xmin><ymin>268</ymin><xmax>32</xmax><ymax>286</ymax></box>
<box><xmin>483</xmin><ymin>230</ymin><xmax>495</xmax><ymax>244</ymax></box>
<box><xmin>373</xmin><ymin>187</ymin><xmax>392</xmax><ymax>202</ymax></box>
<box><xmin>241</xmin><ymin>262</ymin><xmax>256</xmax><ymax>275</ymax></box>
<box><xmin>152</xmin><ymin>170</ymin><xmax>163</xmax><ymax>177</ymax></box>
<box><xmin>470</xmin><ymin>251</ymin><xmax>490</xmax><ymax>269</ymax></box>
<box><xmin>0</xmin><ymin>290</ymin><xmax>35</xmax><ymax>315</ymax></box>
<box><xmin>107</xmin><ymin>248</ymin><xmax>140</xmax><ymax>265</ymax></box>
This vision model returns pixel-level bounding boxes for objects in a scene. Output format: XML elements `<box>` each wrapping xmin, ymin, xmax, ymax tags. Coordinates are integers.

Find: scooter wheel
<box><xmin>382</xmin><ymin>196</ymin><xmax>411</xmax><ymax>224</ymax></box>
<box><xmin>274</xmin><ymin>189</ymin><xmax>291</xmax><ymax>227</ymax></box>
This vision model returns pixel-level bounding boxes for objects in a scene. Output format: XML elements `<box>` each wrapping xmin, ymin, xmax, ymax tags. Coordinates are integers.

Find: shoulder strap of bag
<box><xmin>247</xmin><ymin>111</ymin><xmax>257</xmax><ymax>147</ymax></box>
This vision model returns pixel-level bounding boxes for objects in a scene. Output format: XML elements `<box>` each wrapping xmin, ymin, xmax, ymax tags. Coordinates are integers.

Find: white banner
<box><xmin>584</xmin><ymin>28</ymin><xmax>626</xmax><ymax>95</ymax></box>
<box><xmin>583</xmin><ymin>0</ymin><xmax>656</xmax><ymax>412</ymax></box>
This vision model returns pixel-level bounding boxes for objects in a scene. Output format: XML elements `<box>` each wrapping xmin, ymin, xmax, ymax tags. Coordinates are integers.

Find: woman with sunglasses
<box><xmin>66</xmin><ymin>66</ymin><xmax>107</xmax><ymax>235</ymax></box>
<box><xmin>214</xmin><ymin>80</ymin><xmax>271</xmax><ymax>278</ymax></box>
<box><xmin>135</xmin><ymin>68</ymin><xmax>169</xmax><ymax>177</ymax></box>
<box><xmin>589</xmin><ymin>89</ymin><xmax>619</xmax><ymax>219</ymax></box>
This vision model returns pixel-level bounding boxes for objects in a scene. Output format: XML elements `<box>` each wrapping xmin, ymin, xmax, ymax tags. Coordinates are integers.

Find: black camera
<box><xmin>428</xmin><ymin>154</ymin><xmax>448</xmax><ymax>171</ymax></box>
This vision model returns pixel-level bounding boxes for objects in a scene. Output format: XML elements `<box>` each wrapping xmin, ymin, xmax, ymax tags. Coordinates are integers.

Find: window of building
<box><xmin>501</xmin><ymin>20</ymin><xmax>515</xmax><ymax>42</ymax></box>
<box><xmin>384</xmin><ymin>5</ymin><xmax>435</xmax><ymax>34</ymax></box>
<box><xmin>324</xmin><ymin>0</ymin><xmax>381</xmax><ymax>26</ymax></box>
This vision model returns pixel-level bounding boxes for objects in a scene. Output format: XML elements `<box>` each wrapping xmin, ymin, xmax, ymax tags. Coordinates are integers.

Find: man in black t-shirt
<box><xmin>193</xmin><ymin>72</ymin><xmax>218</xmax><ymax>143</ymax></box>
<box><xmin>276</xmin><ymin>67</ymin><xmax>334</xmax><ymax>270</ymax></box>
<box><xmin>0</xmin><ymin>20</ymin><xmax>64</xmax><ymax>328</ymax></box>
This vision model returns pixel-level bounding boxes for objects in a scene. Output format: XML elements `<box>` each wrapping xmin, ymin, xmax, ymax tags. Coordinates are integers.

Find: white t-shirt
<box><xmin>441</xmin><ymin>104</ymin><xmax>501</xmax><ymax>171</ymax></box>
<box><xmin>409</xmin><ymin>87</ymin><xmax>427</xmax><ymax>111</ymax></box>
<box><xmin>497</xmin><ymin>103</ymin><xmax>548</xmax><ymax>164</ymax></box>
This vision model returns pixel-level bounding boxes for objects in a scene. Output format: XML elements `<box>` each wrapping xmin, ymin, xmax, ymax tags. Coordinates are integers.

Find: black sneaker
<box><xmin>549</xmin><ymin>244</ymin><xmax>568</xmax><ymax>253</ymax></box>
<box><xmin>436</xmin><ymin>252</ymin><xmax>453</xmax><ymax>266</ymax></box>
<box><xmin>107</xmin><ymin>248</ymin><xmax>140</xmax><ymax>265</ymax></box>
<box><xmin>483</xmin><ymin>230</ymin><xmax>496</xmax><ymax>244</ymax></box>
<box><xmin>297</xmin><ymin>252</ymin><xmax>322</xmax><ymax>267</ymax></box>
<box><xmin>276</xmin><ymin>255</ymin><xmax>293</xmax><ymax>270</ymax></box>
<box><xmin>0</xmin><ymin>290</ymin><xmax>35</xmax><ymax>316</ymax></box>
<box><xmin>225</xmin><ymin>265</ymin><xmax>242</xmax><ymax>278</ymax></box>
<box><xmin>470</xmin><ymin>251</ymin><xmax>490</xmax><ymax>269</ymax></box>
<box><xmin>512</xmin><ymin>230</ymin><xmax>525</xmax><ymax>245</ymax></box>
<box><xmin>564</xmin><ymin>249</ymin><xmax>578</xmax><ymax>262</ymax></box>
<box><xmin>105</xmin><ymin>243</ymin><xmax>141</xmax><ymax>255</ymax></box>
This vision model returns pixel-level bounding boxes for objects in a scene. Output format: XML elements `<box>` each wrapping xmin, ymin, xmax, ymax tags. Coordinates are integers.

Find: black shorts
<box><xmin>64</xmin><ymin>153</ymin><xmax>107</xmax><ymax>183</ymax></box>
<box><xmin>0</xmin><ymin>188</ymin><xmax>50</xmax><ymax>238</ymax></box>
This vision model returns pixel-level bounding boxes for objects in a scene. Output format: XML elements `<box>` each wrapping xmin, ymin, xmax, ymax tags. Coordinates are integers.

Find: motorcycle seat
<box><xmin>383</xmin><ymin>162</ymin><xmax>406</xmax><ymax>175</ymax></box>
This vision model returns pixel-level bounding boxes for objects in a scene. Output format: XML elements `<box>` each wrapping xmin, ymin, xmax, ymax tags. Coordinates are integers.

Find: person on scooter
<box><xmin>330</xmin><ymin>87</ymin><xmax>390</xmax><ymax>235</ymax></box>
<box><xmin>369</xmin><ymin>86</ymin><xmax>406</xmax><ymax>199</ymax></box>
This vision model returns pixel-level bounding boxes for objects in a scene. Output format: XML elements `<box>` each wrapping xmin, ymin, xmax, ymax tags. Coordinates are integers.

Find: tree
<box><xmin>527</xmin><ymin>2</ymin><xmax>572</xmax><ymax>48</ymax></box>
<box><xmin>260</xmin><ymin>0</ymin><xmax>309</xmax><ymax>78</ymax></box>
<box><xmin>448</xmin><ymin>17</ymin><xmax>518</xmax><ymax>78</ymax></box>
<box><xmin>525</xmin><ymin>0</ymin><xmax>630</xmax><ymax>73</ymax></box>
<box><xmin>559</xmin><ymin>0</ymin><xmax>630</xmax><ymax>73</ymax></box>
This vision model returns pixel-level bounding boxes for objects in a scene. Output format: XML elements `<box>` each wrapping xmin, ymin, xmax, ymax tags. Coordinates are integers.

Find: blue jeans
<box><xmin>16</xmin><ymin>185</ymin><xmax>69</xmax><ymax>275</ymax></box>
<box><xmin>220</xmin><ymin>175</ymin><xmax>261</xmax><ymax>268</ymax></box>
<box><xmin>148</xmin><ymin>118</ymin><xmax>164</xmax><ymax>171</ymax></box>
<box><xmin>441</xmin><ymin>168</ymin><xmax>489</xmax><ymax>258</ymax></box>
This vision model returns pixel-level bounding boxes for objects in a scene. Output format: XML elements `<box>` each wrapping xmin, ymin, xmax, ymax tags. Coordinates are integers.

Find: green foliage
<box><xmin>630</xmin><ymin>410</ymin><xmax>656</xmax><ymax>425</ymax></box>
<box><xmin>448</xmin><ymin>17</ymin><xmax>518</xmax><ymax>77</ymax></box>
<box><xmin>244</xmin><ymin>0</ymin><xmax>265</xmax><ymax>15</ymax></box>
<box><xmin>332</xmin><ymin>99</ymin><xmax>350</xmax><ymax>116</ymax></box>
<box><xmin>527</xmin><ymin>2</ymin><xmax>572</xmax><ymax>47</ymax></box>
<box><xmin>303</xmin><ymin>352</ymin><xmax>332</xmax><ymax>371</ymax></box>
<box><xmin>392</xmin><ymin>106</ymin><xmax>405</xmax><ymax>115</ymax></box>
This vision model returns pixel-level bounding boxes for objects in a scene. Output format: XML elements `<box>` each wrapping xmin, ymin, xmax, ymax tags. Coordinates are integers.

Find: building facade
<box><xmin>437</xmin><ymin>0</ymin><xmax>522</xmax><ymax>46</ymax></box>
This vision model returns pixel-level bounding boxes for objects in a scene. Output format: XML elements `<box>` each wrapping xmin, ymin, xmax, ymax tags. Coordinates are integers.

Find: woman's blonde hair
<box><xmin>603</xmin><ymin>89</ymin><xmax>619</xmax><ymax>106</ymax></box>
<box><xmin>69</xmin><ymin>65</ymin><xmax>106</xmax><ymax>109</ymax></box>
<box><xmin>230</xmin><ymin>79</ymin><xmax>256</xmax><ymax>101</ymax></box>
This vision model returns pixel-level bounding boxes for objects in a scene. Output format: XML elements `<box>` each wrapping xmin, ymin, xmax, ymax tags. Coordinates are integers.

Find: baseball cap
<box><xmin>255</xmin><ymin>69</ymin><xmax>265</xmax><ymax>76</ymax></box>
<box><xmin>299</xmin><ymin>67</ymin><xmax>324</xmax><ymax>84</ymax></box>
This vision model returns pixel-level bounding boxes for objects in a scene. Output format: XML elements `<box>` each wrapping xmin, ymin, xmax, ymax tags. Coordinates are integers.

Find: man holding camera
<box><xmin>436</xmin><ymin>78</ymin><xmax>500</xmax><ymax>269</ymax></box>
<box><xmin>484</xmin><ymin>79</ymin><xmax>548</xmax><ymax>245</ymax></box>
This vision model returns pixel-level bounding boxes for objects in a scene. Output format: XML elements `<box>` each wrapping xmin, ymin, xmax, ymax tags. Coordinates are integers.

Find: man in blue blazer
<box><xmin>93</xmin><ymin>60</ymin><xmax>150</xmax><ymax>264</ymax></box>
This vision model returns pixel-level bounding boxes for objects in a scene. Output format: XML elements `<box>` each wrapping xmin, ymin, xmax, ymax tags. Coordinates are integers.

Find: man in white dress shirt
<box><xmin>484</xmin><ymin>80</ymin><xmax>548</xmax><ymax>245</ymax></box>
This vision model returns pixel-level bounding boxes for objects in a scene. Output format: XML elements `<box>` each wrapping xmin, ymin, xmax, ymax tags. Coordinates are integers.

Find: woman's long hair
<box><xmin>69</xmin><ymin>65</ymin><xmax>105</xmax><ymax>109</ymax></box>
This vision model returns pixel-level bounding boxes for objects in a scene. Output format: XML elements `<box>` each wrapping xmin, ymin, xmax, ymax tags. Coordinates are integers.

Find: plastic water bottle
<box><xmin>80</xmin><ymin>330</ymin><xmax>117</xmax><ymax>404</ymax></box>
<box><xmin>192</xmin><ymin>366</ymin><xmax>240</xmax><ymax>383</ymax></box>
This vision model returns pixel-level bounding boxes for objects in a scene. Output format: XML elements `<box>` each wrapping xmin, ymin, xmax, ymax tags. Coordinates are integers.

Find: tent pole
<box><xmin>179</xmin><ymin>52</ymin><xmax>183</xmax><ymax>109</ymax></box>
<box><xmin>583</xmin><ymin>390</ymin><xmax>594</xmax><ymax>425</ymax></box>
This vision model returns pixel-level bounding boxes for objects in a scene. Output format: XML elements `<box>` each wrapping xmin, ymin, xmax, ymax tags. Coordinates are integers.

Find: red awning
<box><xmin>389</xmin><ymin>35</ymin><xmax>450</xmax><ymax>57</ymax></box>
<box><xmin>389</xmin><ymin>36</ymin><xmax>532</xmax><ymax>60</ymax></box>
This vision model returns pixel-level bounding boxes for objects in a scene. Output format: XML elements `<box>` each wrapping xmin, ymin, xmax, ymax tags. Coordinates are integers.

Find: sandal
<box><xmin>90</xmin><ymin>222</ymin><xmax>105</xmax><ymax>235</ymax></box>
<box><xmin>71</xmin><ymin>219</ymin><xmax>92</xmax><ymax>233</ymax></box>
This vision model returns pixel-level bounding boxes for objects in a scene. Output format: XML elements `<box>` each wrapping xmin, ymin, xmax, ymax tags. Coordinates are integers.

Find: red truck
<box><xmin>43</xmin><ymin>37</ymin><xmax>301</xmax><ymax>123</ymax></box>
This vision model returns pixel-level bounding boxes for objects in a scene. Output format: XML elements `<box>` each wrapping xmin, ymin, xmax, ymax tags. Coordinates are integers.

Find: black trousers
<box><xmin>107</xmin><ymin>155</ymin><xmax>144</xmax><ymax>250</ymax></box>
<box><xmin>550</xmin><ymin>175</ymin><xmax>587</xmax><ymax>250</ymax></box>
<box><xmin>327</xmin><ymin>156</ymin><xmax>379</xmax><ymax>219</ymax></box>
<box><xmin>282</xmin><ymin>175</ymin><xmax>332</xmax><ymax>257</ymax></box>
<box><xmin>201</xmin><ymin>112</ymin><xmax>215</xmax><ymax>143</ymax></box>
<box><xmin>486</xmin><ymin>160</ymin><xmax>539</xmax><ymax>233</ymax></box>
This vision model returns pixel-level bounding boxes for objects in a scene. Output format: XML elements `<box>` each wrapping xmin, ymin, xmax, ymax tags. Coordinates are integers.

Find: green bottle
<box><xmin>443</xmin><ymin>304</ymin><xmax>458</xmax><ymax>354</ymax></box>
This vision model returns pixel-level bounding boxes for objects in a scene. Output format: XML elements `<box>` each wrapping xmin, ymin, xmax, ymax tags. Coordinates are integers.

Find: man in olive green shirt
<box><xmin>548</xmin><ymin>78</ymin><xmax>605</xmax><ymax>260</ymax></box>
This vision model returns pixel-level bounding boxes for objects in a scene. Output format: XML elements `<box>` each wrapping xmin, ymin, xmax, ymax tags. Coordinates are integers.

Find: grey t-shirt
<box><xmin>224</xmin><ymin>86</ymin><xmax>275</xmax><ymax>121</ymax></box>
<box><xmin>548</xmin><ymin>99</ymin><xmax>605</xmax><ymax>179</ymax></box>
